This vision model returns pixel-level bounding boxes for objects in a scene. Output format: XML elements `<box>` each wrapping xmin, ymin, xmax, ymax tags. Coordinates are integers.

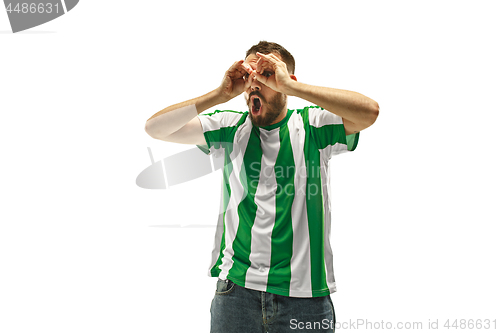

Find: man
<box><xmin>145</xmin><ymin>41</ymin><xmax>379</xmax><ymax>333</ymax></box>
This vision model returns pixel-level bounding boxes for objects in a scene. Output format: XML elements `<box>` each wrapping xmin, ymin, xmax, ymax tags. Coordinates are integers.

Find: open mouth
<box><xmin>251</xmin><ymin>96</ymin><xmax>262</xmax><ymax>116</ymax></box>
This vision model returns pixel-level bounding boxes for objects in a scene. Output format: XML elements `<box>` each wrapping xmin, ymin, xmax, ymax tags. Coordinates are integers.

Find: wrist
<box><xmin>284</xmin><ymin>79</ymin><xmax>301</xmax><ymax>97</ymax></box>
<box><xmin>215</xmin><ymin>85</ymin><xmax>233</xmax><ymax>104</ymax></box>
<box><xmin>195</xmin><ymin>88</ymin><xmax>227</xmax><ymax>113</ymax></box>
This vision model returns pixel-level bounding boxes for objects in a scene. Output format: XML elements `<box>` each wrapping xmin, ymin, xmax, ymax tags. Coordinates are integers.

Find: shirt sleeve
<box><xmin>196</xmin><ymin>110</ymin><xmax>245</xmax><ymax>155</ymax></box>
<box><xmin>305</xmin><ymin>106</ymin><xmax>359</xmax><ymax>160</ymax></box>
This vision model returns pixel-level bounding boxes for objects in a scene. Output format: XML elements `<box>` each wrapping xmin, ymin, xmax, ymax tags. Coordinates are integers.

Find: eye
<box><xmin>243</xmin><ymin>73</ymin><xmax>250</xmax><ymax>80</ymax></box>
<box><xmin>263</xmin><ymin>71</ymin><xmax>273</xmax><ymax>78</ymax></box>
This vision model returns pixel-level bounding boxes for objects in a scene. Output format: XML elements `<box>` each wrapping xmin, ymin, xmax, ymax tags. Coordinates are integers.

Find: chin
<box><xmin>248</xmin><ymin>112</ymin><xmax>264</xmax><ymax>127</ymax></box>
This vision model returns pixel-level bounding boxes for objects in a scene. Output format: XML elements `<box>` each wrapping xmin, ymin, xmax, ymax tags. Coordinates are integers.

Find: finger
<box><xmin>258</xmin><ymin>52</ymin><xmax>280</xmax><ymax>62</ymax></box>
<box><xmin>259</xmin><ymin>56</ymin><xmax>279</xmax><ymax>74</ymax></box>
<box><xmin>241</xmin><ymin>63</ymin><xmax>253</xmax><ymax>74</ymax></box>
<box><xmin>269</xmin><ymin>54</ymin><xmax>288</xmax><ymax>72</ymax></box>
<box><xmin>267</xmin><ymin>53</ymin><xmax>282</xmax><ymax>62</ymax></box>
<box><xmin>224</xmin><ymin>76</ymin><xmax>233</xmax><ymax>91</ymax></box>
<box><xmin>253</xmin><ymin>72</ymin><xmax>268</xmax><ymax>86</ymax></box>
<box><xmin>243</xmin><ymin>75</ymin><xmax>252</xmax><ymax>90</ymax></box>
<box><xmin>256</xmin><ymin>58</ymin><xmax>270</xmax><ymax>74</ymax></box>
<box><xmin>255</xmin><ymin>58</ymin><xmax>263</xmax><ymax>74</ymax></box>
<box><xmin>256</xmin><ymin>52</ymin><xmax>276</xmax><ymax>63</ymax></box>
<box><xmin>257</xmin><ymin>52</ymin><xmax>281</xmax><ymax>69</ymax></box>
<box><xmin>230</xmin><ymin>60</ymin><xmax>244</xmax><ymax>68</ymax></box>
<box><xmin>227</xmin><ymin>60</ymin><xmax>245</xmax><ymax>76</ymax></box>
<box><xmin>256</xmin><ymin>52</ymin><xmax>271</xmax><ymax>59</ymax></box>
<box><xmin>237</xmin><ymin>64</ymin><xmax>251</xmax><ymax>77</ymax></box>
<box><xmin>246</xmin><ymin>71</ymin><xmax>255</xmax><ymax>85</ymax></box>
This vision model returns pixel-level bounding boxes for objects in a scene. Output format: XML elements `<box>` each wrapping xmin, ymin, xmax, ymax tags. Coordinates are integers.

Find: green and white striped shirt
<box><xmin>196</xmin><ymin>106</ymin><xmax>359</xmax><ymax>297</ymax></box>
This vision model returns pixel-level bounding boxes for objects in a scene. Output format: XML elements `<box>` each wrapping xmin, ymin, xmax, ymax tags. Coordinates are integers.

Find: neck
<box><xmin>269</xmin><ymin>101</ymin><xmax>288</xmax><ymax>125</ymax></box>
<box><xmin>269</xmin><ymin>110</ymin><xmax>285</xmax><ymax>125</ymax></box>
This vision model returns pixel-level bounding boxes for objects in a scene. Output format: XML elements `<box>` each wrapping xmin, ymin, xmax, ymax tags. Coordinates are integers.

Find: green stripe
<box><xmin>306</xmin><ymin>105</ymin><xmax>360</xmax><ymax>152</ymax></box>
<box><xmin>202</xmin><ymin>109</ymin><xmax>246</xmax><ymax>117</ymax></box>
<box><xmin>210</xmin><ymin>149</ymin><xmax>231</xmax><ymax>276</ymax></box>
<box><xmin>197</xmin><ymin>110</ymin><xmax>246</xmax><ymax>155</ymax></box>
<box><xmin>210</xmin><ymin>113</ymin><xmax>248</xmax><ymax>276</ymax></box>
<box><xmin>309</xmin><ymin>124</ymin><xmax>345</xmax><ymax>150</ymax></box>
<box><xmin>308</xmin><ymin>122</ymin><xmax>360</xmax><ymax>154</ymax></box>
<box><xmin>267</xmin><ymin>123</ymin><xmax>295</xmax><ymax>295</ymax></box>
<box><xmin>227</xmin><ymin>126</ymin><xmax>262</xmax><ymax>285</ymax></box>
<box><xmin>301</xmin><ymin>107</ymin><xmax>328</xmax><ymax>296</ymax></box>
<box><xmin>347</xmin><ymin>132</ymin><xmax>359</xmax><ymax>151</ymax></box>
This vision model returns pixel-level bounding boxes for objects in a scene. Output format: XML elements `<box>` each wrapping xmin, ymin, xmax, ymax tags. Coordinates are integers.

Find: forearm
<box><xmin>146</xmin><ymin>88</ymin><xmax>226</xmax><ymax>121</ymax></box>
<box><xmin>288</xmin><ymin>81</ymin><xmax>379</xmax><ymax>128</ymax></box>
<box><xmin>145</xmin><ymin>88</ymin><xmax>225</xmax><ymax>138</ymax></box>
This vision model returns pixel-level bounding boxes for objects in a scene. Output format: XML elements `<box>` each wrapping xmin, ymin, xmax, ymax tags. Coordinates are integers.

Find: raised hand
<box><xmin>218</xmin><ymin>60</ymin><xmax>254</xmax><ymax>102</ymax></box>
<box><xmin>251</xmin><ymin>52</ymin><xmax>296</xmax><ymax>95</ymax></box>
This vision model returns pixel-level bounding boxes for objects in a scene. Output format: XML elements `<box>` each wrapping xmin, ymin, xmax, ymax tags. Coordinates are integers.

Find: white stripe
<box><xmin>217</xmin><ymin>117</ymin><xmax>253</xmax><ymax>280</ymax></box>
<box><xmin>320</xmin><ymin>142</ymin><xmax>349</xmax><ymax>161</ymax></box>
<box><xmin>244</xmin><ymin>127</ymin><xmax>281</xmax><ymax>290</ymax></box>
<box><xmin>200</xmin><ymin>111</ymin><xmax>248</xmax><ymax>274</ymax></box>
<box><xmin>318</xmin><ymin>150</ymin><xmax>337</xmax><ymax>293</ymax></box>
<box><xmin>308</xmin><ymin>107</ymin><xmax>343</xmax><ymax>128</ymax></box>
<box><xmin>288</xmin><ymin>111</ymin><xmax>313</xmax><ymax>297</ymax></box>
<box><xmin>198</xmin><ymin>111</ymin><xmax>244</xmax><ymax>132</ymax></box>
<box><xmin>318</xmin><ymin>116</ymin><xmax>349</xmax><ymax>160</ymax></box>
<box><xmin>207</xmin><ymin>168</ymin><xmax>227</xmax><ymax>276</ymax></box>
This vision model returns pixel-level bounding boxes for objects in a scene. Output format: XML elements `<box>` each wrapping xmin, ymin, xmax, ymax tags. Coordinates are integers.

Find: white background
<box><xmin>1</xmin><ymin>1</ymin><xmax>499</xmax><ymax>332</ymax></box>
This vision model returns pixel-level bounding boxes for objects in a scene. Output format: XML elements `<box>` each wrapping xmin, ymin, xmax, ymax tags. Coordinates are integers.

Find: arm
<box><xmin>145</xmin><ymin>60</ymin><xmax>253</xmax><ymax>144</ymax></box>
<box><xmin>251</xmin><ymin>52</ymin><xmax>379</xmax><ymax>135</ymax></box>
<box><xmin>144</xmin><ymin>89</ymin><xmax>224</xmax><ymax>144</ymax></box>
<box><xmin>287</xmin><ymin>83</ymin><xmax>379</xmax><ymax>135</ymax></box>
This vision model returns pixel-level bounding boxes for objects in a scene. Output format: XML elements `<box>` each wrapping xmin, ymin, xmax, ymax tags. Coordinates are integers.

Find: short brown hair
<box><xmin>246</xmin><ymin>41</ymin><xmax>295</xmax><ymax>74</ymax></box>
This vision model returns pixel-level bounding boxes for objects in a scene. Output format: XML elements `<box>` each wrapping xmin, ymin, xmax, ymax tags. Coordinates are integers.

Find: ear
<box><xmin>290</xmin><ymin>74</ymin><xmax>297</xmax><ymax>82</ymax></box>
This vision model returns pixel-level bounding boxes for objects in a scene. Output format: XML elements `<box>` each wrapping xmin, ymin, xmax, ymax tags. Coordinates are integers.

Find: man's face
<box><xmin>243</xmin><ymin>53</ymin><xmax>287</xmax><ymax>127</ymax></box>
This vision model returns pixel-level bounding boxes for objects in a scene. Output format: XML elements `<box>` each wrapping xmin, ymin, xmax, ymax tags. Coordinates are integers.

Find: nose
<box><xmin>250</xmin><ymin>74</ymin><xmax>261</xmax><ymax>92</ymax></box>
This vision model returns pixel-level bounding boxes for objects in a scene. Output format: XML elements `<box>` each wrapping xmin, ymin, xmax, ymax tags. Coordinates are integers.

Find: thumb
<box><xmin>221</xmin><ymin>75</ymin><xmax>232</xmax><ymax>89</ymax></box>
<box><xmin>253</xmin><ymin>72</ymin><xmax>268</xmax><ymax>86</ymax></box>
<box><xmin>243</xmin><ymin>75</ymin><xmax>252</xmax><ymax>90</ymax></box>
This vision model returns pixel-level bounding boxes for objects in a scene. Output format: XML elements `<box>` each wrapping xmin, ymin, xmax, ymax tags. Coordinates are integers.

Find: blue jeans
<box><xmin>210</xmin><ymin>278</ymin><xmax>336</xmax><ymax>333</ymax></box>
